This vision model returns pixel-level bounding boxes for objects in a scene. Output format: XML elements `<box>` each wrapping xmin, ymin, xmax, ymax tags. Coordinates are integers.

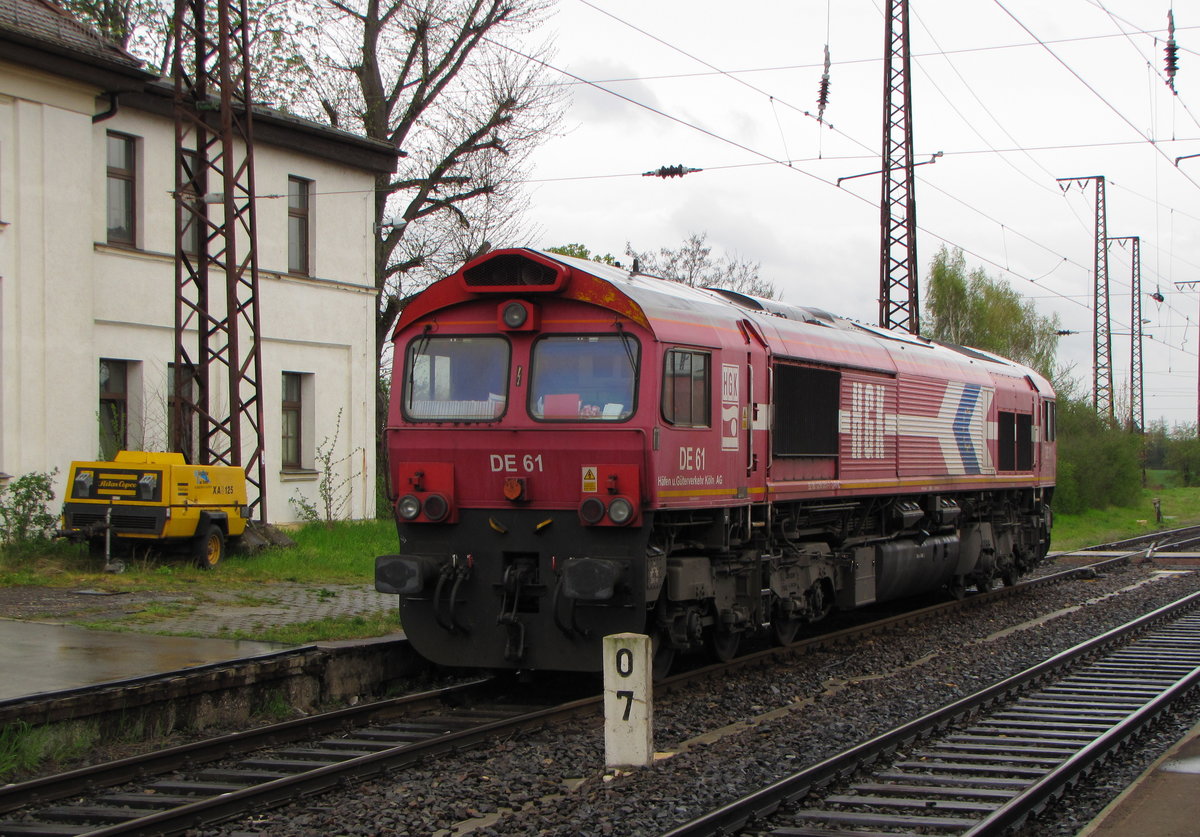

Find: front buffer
<box><xmin>376</xmin><ymin>509</ymin><xmax>654</xmax><ymax>672</ymax></box>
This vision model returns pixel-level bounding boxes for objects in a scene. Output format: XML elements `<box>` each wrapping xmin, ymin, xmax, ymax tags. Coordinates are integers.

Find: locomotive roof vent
<box><xmin>462</xmin><ymin>253</ymin><xmax>565</xmax><ymax>292</ymax></box>
<box><xmin>705</xmin><ymin>287</ymin><xmax>835</xmax><ymax>327</ymax></box>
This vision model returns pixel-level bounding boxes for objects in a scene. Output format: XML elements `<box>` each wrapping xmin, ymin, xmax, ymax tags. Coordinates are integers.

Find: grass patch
<box><xmin>82</xmin><ymin>601</ymin><xmax>200</xmax><ymax>627</ymax></box>
<box><xmin>253</xmin><ymin>689</ymin><xmax>297</xmax><ymax>722</ymax></box>
<box><xmin>218</xmin><ymin>610</ymin><xmax>401</xmax><ymax>644</ymax></box>
<box><xmin>0</xmin><ymin>519</ymin><xmax>396</xmax><ymax>591</ymax></box>
<box><xmin>1052</xmin><ymin>485</ymin><xmax>1200</xmax><ymax>552</ymax></box>
<box><xmin>0</xmin><ymin>720</ymin><xmax>100</xmax><ymax>783</ymax></box>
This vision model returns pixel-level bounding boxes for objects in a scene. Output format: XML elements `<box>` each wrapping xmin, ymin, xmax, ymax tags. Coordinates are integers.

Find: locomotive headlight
<box><xmin>423</xmin><ymin>493</ymin><xmax>449</xmax><ymax>522</ymax></box>
<box><xmin>502</xmin><ymin>301</ymin><xmax>528</xmax><ymax>328</ymax></box>
<box><xmin>608</xmin><ymin>497</ymin><xmax>634</xmax><ymax>525</ymax></box>
<box><xmin>579</xmin><ymin>497</ymin><xmax>606</xmax><ymax>525</ymax></box>
<box><xmin>397</xmin><ymin>494</ymin><xmax>422</xmax><ymax>520</ymax></box>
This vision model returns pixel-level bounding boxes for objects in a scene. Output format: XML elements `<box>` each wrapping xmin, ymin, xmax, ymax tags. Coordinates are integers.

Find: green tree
<box><xmin>1143</xmin><ymin>419</ymin><xmax>1170</xmax><ymax>470</ymax></box>
<box><xmin>546</xmin><ymin>244</ymin><xmax>619</xmax><ymax>265</ymax></box>
<box><xmin>1164</xmin><ymin>423</ymin><xmax>1200</xmax><ymax>487</ymax></box>
<box><xmin>627</xmin><ymin>232</ymin><xmax>776</xmax><ymax>298</ymax></box>
<box><xmin>923</xmin><ymin>246</ymin><xmax>1060</xmax><ymax>379</ymax></box>
<box><xmin>1053</xmin><ymin>397</ymin><xmax>1142</xmax><ymax>513</ymax></box>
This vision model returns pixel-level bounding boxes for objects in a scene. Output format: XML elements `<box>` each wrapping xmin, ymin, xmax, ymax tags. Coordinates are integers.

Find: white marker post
<box><xmin>603</xmin><ymin>632</ymin><xmax>653</xmax><ymax>768</ymax></box>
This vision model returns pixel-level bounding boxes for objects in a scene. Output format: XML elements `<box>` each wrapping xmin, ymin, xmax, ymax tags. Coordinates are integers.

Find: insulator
<box><xmin>641</xmin><ymin>164</ymin><xmax>701</xmax><ymax>179</ymax></box>
<box><xmin>816</xmin><ymin>44</ymin><xmax>832</xmax><ymax>121</ymax></box>
<box><xmin>1165</xmin><ymin>9</ymin><xmax>1179</xmax><ymax>93</ymax></box>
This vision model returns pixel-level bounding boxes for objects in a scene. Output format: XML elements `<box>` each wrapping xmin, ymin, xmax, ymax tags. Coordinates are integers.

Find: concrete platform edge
<box><xmin>1077</xmin><ymin>717</ymin><xmax>1200</xmax><ymax>837</ymax></box>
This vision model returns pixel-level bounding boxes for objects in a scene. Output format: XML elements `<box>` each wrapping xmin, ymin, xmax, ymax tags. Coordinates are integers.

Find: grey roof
<box><xmin>0</xmin><ymin>0</ymin><xmax>147</xmax><ymax>74</ymax></box>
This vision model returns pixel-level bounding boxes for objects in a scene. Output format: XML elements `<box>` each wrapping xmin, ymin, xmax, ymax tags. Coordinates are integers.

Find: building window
<box><xmin>662</xmin><ymin>349</ymin><xmax>709</xmax><ymax>426</ymax></box>
<box><xmin>288</xmin><ymin>176</ymin><xmax>310</xmax><ymax>274</ymax></box>
<box><xmin>99</xmin><ymin>359</ymin><xmax>128</xmax><ymax>459</ymax></box>
<box><xmin>282</xmin><ymin>372</ymin><xmax>303</xmax><ymax>469</ymax></box>
<box><xmin>106</xmin><ymin>132</ymin><xmax>136</xmax><ymax>245</ymax></box>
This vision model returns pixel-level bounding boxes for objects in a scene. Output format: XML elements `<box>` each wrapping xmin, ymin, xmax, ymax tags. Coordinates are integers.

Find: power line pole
<box><xmin>1057</xmin><ymin>176</ymin><xmax>1113</xmax><ymax>420</ymax></box>
<box><xmin>1108</xmin><ymin>236</ymin><xmax>1143</xmax><ymax>431</ymax></box>
<box><xmin>879</xmin><ymin>0</ymin><xmax>919</xmax><ymax>335</ymax></box>
<box><xmin>172</xmin><ymin>0</ymin><xmax>268</xmax><ymax>521</ymax></box>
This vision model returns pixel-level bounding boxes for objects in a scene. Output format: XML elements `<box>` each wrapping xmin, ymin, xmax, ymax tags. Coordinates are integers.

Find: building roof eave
<box><xmin>0</xmin><ymin>32</ymin><xmax>154</xmax><ymax>91</ymax></box>
<box><xmin>125</xmin><ymin>81</ymin><xmax>401</xmax><ymax>176</ymax></box>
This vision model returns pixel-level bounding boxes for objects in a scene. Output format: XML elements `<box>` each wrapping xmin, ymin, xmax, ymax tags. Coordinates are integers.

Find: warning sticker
<box><xmin>582</xmin><ymin>466</ymin><xmax>598</xmax><ymax>493</ymax></box>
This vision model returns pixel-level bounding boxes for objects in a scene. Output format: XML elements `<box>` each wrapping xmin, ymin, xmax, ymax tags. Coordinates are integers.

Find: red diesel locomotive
<box><xmin>375</xmin><ymin>248</ymin><xmax>1055</xmax><ymax>674</ymax></box>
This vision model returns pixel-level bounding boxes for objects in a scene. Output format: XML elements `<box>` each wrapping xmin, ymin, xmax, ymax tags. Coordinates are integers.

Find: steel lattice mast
<box><xmin>171</xmin><ymin>0</ymin><xmax>267</xmax><ymax>520</ymax></box>
<box><xmin>1058</xmin><ymin>176</ymin><xmax>1113</xmax><ymax>420</ymax></box>
<box><xmin>1108</xmin><ymin>235</ymin><xmax>1143</xmax><ymax>430</ymax></box>
<box><xmin>879</xmin><ymin>0</ymin><xmax>919</xmax><ymax>334</ymax></box>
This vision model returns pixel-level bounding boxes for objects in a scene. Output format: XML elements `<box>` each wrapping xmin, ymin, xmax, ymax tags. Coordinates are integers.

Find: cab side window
<box><xmin>663</xmin><ymin>349</ymin><xmax>710</xmax><ymax>426</ymax></box>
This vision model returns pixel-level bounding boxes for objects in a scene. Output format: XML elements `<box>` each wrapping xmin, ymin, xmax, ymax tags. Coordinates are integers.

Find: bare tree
<box><xmin>627</xmin><ymin>232</ymin><xmax>777</xmax><ymax>298</ymax></box>
<box><xmin>66</xmin><ymin>2</ymin><xmax>563</xmax><ymax>347</ymax></box>
<box><xmin>295</xmin><ymin>0</ymin><xmax>564</xmax><ymax>351</ymax></box>
<box><xmin>63</xmin><ymin>1</ymin><xmax>313</xmax><ymax>105</ymax></box>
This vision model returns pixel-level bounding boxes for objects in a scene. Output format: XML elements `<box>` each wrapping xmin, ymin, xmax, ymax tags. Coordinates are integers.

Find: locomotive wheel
<box><xmin>194</xmin><ymin>525</ymin><xmax>225</xmax><ymax>570</ymax></box>
<box><xmin>771</xmin><ymin>616</ymin><xmax>802</xmax><ymax>646</ymax></box>
<box><xmin>706</xmin><ymin>627</ymin><xmax>741</xmax><ymax>662</ymax></box>
<box><xmin>808</xmin><ymin>581</ymin><xmax>833</xmax><ymax>622</ymax></box>
<box><xmin>1002</xmin><ymin>569</ymin><xmax>1019</xmax><ymax>587</ymax></box>
<box><xmin>975</xmin><ymin>572</ymin><xmax>994</xmax><ymax>594</ymax></box>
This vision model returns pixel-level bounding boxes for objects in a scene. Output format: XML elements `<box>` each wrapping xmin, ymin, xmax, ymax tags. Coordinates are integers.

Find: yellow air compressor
<box><xmin>59</xmin><ymin>451</ymin><xmax>248</xmax><ymax>570</ymax></box>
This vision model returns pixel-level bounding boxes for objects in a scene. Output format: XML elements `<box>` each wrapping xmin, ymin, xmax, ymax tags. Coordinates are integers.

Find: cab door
<box><xmin>735</xmin><ymin>320</ymin><xmax>770</xmax><ymax>491</ymax></box>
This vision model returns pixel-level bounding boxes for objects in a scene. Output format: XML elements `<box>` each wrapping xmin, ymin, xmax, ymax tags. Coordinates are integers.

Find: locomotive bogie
<box><xmin>375</xmin><ymin>249</ymin><xmax>1056</xmax><ymax>673</ymax></box>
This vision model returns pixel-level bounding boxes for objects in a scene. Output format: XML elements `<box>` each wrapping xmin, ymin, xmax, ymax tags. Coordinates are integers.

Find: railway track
<box><xmin>0</xmin><ymin>677</ymin><xmax>594</xmax><ymax>837</ymax></box>
<box><xmin>0</xmin><ymin>548</ymin><xmax>1172</xmax><ymax>836</ymax></box>
<box><xmin>663</xmin><ymin>589</ymin><xmax>1200</xmax><ymax>837</ymax></box>
<box><xmin>1071</xmin><ymin>522</ymin><xmax>1200</xmax><ymax>556</ymax></box>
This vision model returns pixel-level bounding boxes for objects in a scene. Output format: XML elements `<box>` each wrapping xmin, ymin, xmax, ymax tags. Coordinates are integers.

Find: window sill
<box><xmin>281</xmin><ymin>469</ymin><xmax>319</xmax><ymax>482</ymax></box>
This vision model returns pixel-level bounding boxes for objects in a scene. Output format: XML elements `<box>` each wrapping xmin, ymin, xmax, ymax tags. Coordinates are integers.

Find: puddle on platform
<box><xmin>0</xmin><ymin>620</ymin><xmax>289</xmax><ymax>700</ymax></box>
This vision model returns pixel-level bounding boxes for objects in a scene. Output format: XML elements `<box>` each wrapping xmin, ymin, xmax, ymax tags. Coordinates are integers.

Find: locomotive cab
<box><xmin>376</xmin><ymin>251</ymin><xmax>663</xmax><ymax>671</ymax></box>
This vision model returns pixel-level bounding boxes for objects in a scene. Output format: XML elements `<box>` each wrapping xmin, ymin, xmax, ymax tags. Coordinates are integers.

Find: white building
<box><xmin>0</xmin><ymin>0</ymin><xmax>397</xmax><ymax>522</ymax></box>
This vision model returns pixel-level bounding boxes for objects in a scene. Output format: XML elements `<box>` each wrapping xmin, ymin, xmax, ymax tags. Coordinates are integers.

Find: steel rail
<box><xmin>71</xmin><ymin>695</ymin><xmax>602</xmax><ymax>837</ymax></box>
<box><xmin>0</xmin><ymin>677</ymin><xmax>493</xmax><ymax>814</ymax></box>
<box><xmin>661</xmin><ymin>589</ymin><xmax>1200</xmax><ymax>837</ymax></box>
<box><xmin>964</xmin><ymin>662</ymin><xmax>1200</xmax><ymax>834</ymax></box>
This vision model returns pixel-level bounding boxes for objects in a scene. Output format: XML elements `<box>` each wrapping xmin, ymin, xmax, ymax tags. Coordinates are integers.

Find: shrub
<box><xmin>1053</xmin><ymin>399</ymin><xmax>1141</xmax><ymax>514</ymax></box>
<box><xmin>0</xmin><ymin>470</ymin><xmax>59</xmax><ymax>547</ymax></box>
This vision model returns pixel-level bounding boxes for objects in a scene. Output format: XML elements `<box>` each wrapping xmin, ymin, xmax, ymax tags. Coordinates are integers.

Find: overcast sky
<box><xmin>515</xmin><ymin>0</ymin><xmax>1200</xmax><ymax>428</ymax></box>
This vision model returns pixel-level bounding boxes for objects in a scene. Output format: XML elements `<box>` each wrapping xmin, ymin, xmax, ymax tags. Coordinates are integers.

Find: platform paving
<box><xmin>1081</xmin><ymin>718</ymin><xmax>1200</xmax><ymax>837</ymax></box>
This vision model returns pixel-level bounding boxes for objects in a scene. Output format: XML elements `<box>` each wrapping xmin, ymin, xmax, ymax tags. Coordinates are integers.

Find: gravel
<box><xmin>196</xmin><ymin>563</ymin><xmax>1200</xmax><ymax>837</ymax></box>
